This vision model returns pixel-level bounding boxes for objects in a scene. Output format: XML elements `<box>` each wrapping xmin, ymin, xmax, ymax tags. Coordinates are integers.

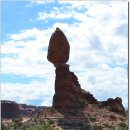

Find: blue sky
<box><xmin>1</xmin><ymin>0</ymin><xmax>128</xmax><ymax>109</ymax></box>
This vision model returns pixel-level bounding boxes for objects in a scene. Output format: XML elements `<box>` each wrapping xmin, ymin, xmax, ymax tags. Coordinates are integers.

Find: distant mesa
<box><xmin>1</xmin><ymin>100</ymin><xmax>20</xmax><ymax>119</ymax></box>
<box><xmin>1</xmin><ymin>100</ymin><xmax>47</xmax><ymax>119</ymax></box>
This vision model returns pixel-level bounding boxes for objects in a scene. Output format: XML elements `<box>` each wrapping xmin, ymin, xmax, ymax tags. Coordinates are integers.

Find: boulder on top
<box><xmin>47</xmin><ymin>28</ymin><xmax>70</xmax><ymax>67</ymax></box>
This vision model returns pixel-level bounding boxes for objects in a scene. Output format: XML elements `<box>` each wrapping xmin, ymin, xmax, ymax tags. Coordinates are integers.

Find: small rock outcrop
<box><xmin>1</xmin><ymin>100</ymin><xmax>20</xmax><ymax>118</ymax></box>
<box><xmin>101</xmin><ymin>97</ymin><xmax>125</xmax><ymax>114</ymax></box>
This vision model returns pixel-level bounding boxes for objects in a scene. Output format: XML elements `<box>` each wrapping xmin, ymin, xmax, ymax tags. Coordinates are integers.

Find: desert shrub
<box><xmin>123</xmin><ymin>113</ymin><xmax>127</xmax><ymax>117</ymax></box>
<box><xmin>119</xmin><ymin>117</ymin><xmax>124</xmax><ymax>121</ymax></box>
<box><xmin>91</xmin><ymin>125</ymin><xmax>103</xmax><ymax>130</ymax></box>
<box><xmin>48</xmin><ymin>119</ymin><xmax>55</xmax><ymax>125</ymax></box>
<box><xmin>102</xmin><ymin>114</ymin><xmax>108</xmax><ymax>118</ymax></box>
<box><xmin>107</xmin><ymin>106</ymin><xmax>112</xmax><ymax>111</ymax></box>
<box><xmin>26</xmin><ymin>123</ymin><xmax>53</xmax><ymax>130</ymax></box>
<box><xmin>119</xmin><ymin>122</ymin><xmax>127</xmax><ymax>127</ymax></box>
<box><xmin>19</xmin><ymin>122</ymin><xmax>35</xmax><ymax>130</ymax></box>
<box><xmin>50</xmin><ymin>107</ymin><xmax>56</xmax><ymax>113</ymax></box>
<box><xmin>1</xmin><ymin>123</ymin><xmax>7</xmax><ymax>130</ymax></box>
<box><xmin>117</xmin><ymin>126</ymin><xmax>128</xmax><ymax>130</ymax></box>
<box><xmin>6</xmin><ymin>122</ymin><xmax>15</xmax><ymax>129</ymax></box>
<box><xmin>55</xmin><ymin>128</ymin><xmax>59</xmax><ymax>130</ymax></box>
<box><xmin>78</xmin><ymin>122</ymin><xmax>84</xmax><ymax>127</ymax></box>
<box><xmin>88</xmin><ymin>115</ymin><xmax>96</xmax><ymax>122</ymax></box>
<box><xmin>12</xmin><ymin>115</ymin><xmax>23</xmax><ymax>129</ymax></box>
<box><xmin>102</xmin><ymin>123</ymin><xmax>115</xmax><ymax>129</ymax></box>
<box><xmin>12</xmin><ymin>115</ymin><xmax>22</xmax><ymax>122</ymax></box>
<box><xmin>118</xmin><ymin>122</ymin><xmax>128</xmax><ymax>130</ymax></box>
<box><xmin>84</xmin><ymin>124</ymin><xmax>91</xmax><ymax>130</ymax></box>
<box><xmin>94</xmin><ymin>103</ymin><xmax>102</xmax><ymax>108</ymax></box>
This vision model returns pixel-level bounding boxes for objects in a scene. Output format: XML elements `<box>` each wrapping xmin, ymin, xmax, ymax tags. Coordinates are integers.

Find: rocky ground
<box><xmin>31</xmin><ymin>104</ymin><xmax>128</xmax><ymax>130</ymax></box>
<box><xmin>1</xmin><ymin>101</ymin><xmax>128</xmax><ymax>130</ymax></box>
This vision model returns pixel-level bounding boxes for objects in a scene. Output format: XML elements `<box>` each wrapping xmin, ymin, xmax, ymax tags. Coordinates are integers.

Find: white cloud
<box><xmin>9</xmin><ymin>28</ymin><xmax>42</xmax><ymax>41</ymax></box>
<box><xmin>37</xmin><ymin>10</ymin><xmax>76</xmax><ymax>21</ymax></box>
<box><xmin>2</xmin><ymin>27</ymin><xmax>55</xmax><ymax>77</ymax></box>
<box><xmin>1</xmin><ymin>82</ymin><xmax>54</xmax><ymax>106</ymax></box>
<box><xmin>26</xmin><ymin>0</ymin><xmax>53</xmax><ymax>7</ymax></box>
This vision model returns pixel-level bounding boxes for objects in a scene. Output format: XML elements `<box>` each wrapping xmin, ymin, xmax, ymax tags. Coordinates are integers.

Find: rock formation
<box><xmin>47</xmin><ymin>28</ymin><xmax>125</xmax><ymax>114</ymax></box>
<box><xmin>101</xmin><ymin>97</ymin><xmax>125</xmax><ymax>114</ymax></box>
<box><xmin>1</xmin><ymin>100</ymin><xmax>20</xmax><ymax>118</ymax></box>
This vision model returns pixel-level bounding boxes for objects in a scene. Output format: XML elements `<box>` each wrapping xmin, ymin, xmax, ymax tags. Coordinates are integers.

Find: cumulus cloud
<box><xmin>2</xmin><ymin>27</ymin><xmax>55</xmax><ymax>77</ymax></box>
<box><xmin>76</xmin><ymin>66</ymin><xmax>128</xmax><ymax>108</ymax></box>
<box><xmin>2</xmin><ymin>1</ymin><xmax>128</xmax><ymax>108</ymax></box>
<box><xmin>26</xmin><ymin>0</ymin><xmax>53</xmax><ymax>7</ymax></box>
<box><xmin>1</xmin><ymin>82</ymin><xmax>54</xmax><ymax>106</ymax></box>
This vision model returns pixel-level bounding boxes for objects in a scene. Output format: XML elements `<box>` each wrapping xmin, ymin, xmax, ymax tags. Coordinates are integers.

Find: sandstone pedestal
<box><xmin>53</xmin><ymin>64</ymin><xmax>97</xmax><ymax>108</ymax></box>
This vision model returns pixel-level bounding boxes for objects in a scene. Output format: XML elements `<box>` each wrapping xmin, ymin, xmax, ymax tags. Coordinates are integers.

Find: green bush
<box><xmin>102</xmin><ymin>123</ymin><xmax>115</xmax><ymax>129</ymax></box>
<box><xmin>107</xmin><ymin>106</ymin><xmax>112</xmax><ymax>111</ymax></box>
<box><xmin>1</xmin><ymin>123</ymin><xmax>7</xmax><ymax>130</ymax></box>
<box><xmin>84</xmin><ymin>124</ymin><xmax>91</xmax><ymax>130</ymax></box>
<box><xmin>12</xmin><ymin>115</ymin><xmax>23</xmax><ymax>129</ymax></box>
<box><xmin>91</xmin><ymin>125</ymin><xmax>103</xmax><ymax>130</ymax></box>
<box><xmin>88</xmin><ymin>115</ymin><xmax>96</xmax><ymax>122</ymax></box>
<box><xmin>94</xmin><ymin>104</ymin><xmax>102</xmax><ymax>108</ymax></box>
<box><xmin>118</xmin><ymin>122</ymin><xmax>128</xmax><ymax>130</ymax></box>
<box><xmin>48</xmin><ymin>119</ymin><xmax>54</xmax><ymax>125</ymax></box>
<box><xmin>26</xmin><ymin>123</ymin><xmax>54</xmax><ymax>130</ymax></box>
<box><xmin>119</xmin><ymin>122</ymin><xmax>127</xmax><ymax>127</ymax></box>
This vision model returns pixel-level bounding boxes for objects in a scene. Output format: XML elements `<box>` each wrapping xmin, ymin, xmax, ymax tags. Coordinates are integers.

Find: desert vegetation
<box><xmin>2</xmin><ymin>106</ymin><xmax>128</xmax><ymax>130</ymax></box>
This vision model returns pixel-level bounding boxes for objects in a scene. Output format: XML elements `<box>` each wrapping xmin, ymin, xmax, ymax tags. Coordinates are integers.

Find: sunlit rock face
<box><xmin>47</xmin><ymin>28</ymin><xmax>70</xmax><ymax>67</ymax></box>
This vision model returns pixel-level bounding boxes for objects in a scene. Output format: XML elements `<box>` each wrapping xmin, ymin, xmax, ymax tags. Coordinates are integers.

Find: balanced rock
<box><xmin>47</xmin><ymin>28</ymin><xmax>125</xmax><ymax>115</ymax></box>
<box><xmin>47</xmin><ymin>28</ymin><xmax>70</xmax><ymax>67</ymax></box>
